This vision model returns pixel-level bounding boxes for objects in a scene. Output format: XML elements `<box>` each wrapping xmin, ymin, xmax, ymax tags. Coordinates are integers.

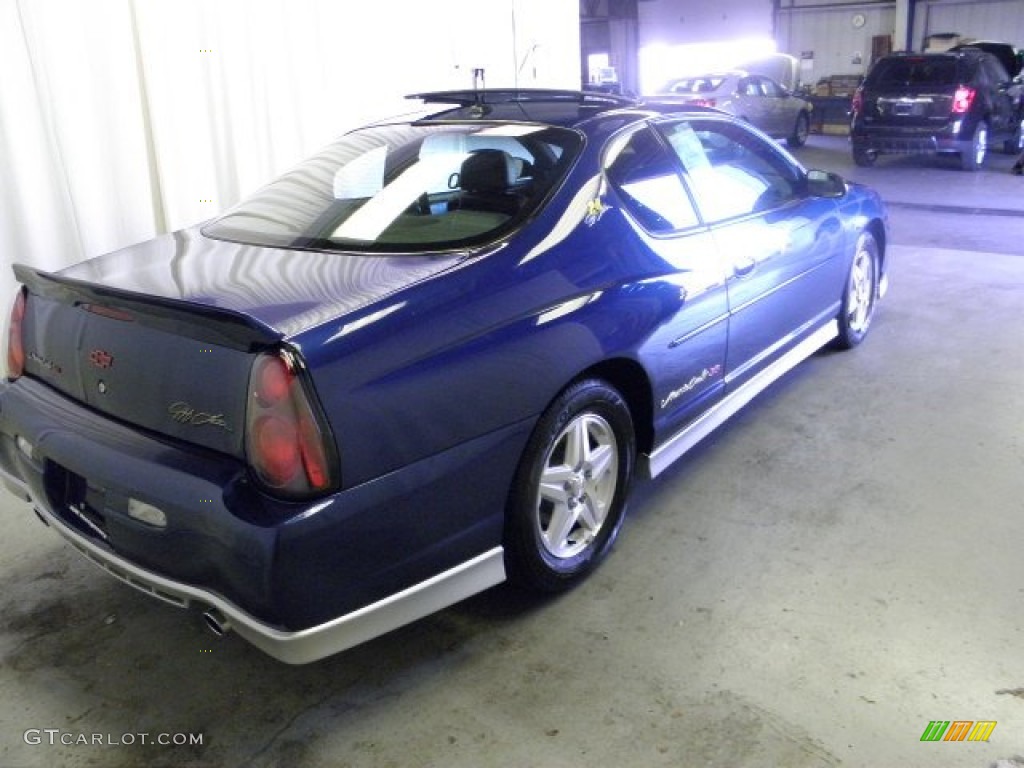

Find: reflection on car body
<box><xmin>0</xmin><ymin>89</ymin><xmax>889</xmax><ymax>663</ymax></box>
<box><xmin>649</xmin><ymin>71</ymin><xmax>814</xmax><ymax>149</ymax></box>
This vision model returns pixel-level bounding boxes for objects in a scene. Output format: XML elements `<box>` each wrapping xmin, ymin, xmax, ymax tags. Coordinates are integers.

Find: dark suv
<box><xmin>850</xmin><ymin>49</ymin><xmax>1024</xmax><ymax>170</ymax></box>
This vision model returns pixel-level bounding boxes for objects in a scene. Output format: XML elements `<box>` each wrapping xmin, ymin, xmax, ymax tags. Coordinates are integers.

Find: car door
<box><xmin>602</xmin><ymin>124</ymin><xmax>730</xmax><ymax>437</ymax></box>
<box><xmin>734</xmin><ymin>75</ymin><xmax>770</xmax><ymax>132</ymax></box>
<box><xmin>758</xmin><ymin>76</ymin><xmax>792</xmax><ymax>136</ymax></box>
<box><xmin>653</xmin><ymin>116</ymin><xmax>847</xmax><ymax>390</ymax></box>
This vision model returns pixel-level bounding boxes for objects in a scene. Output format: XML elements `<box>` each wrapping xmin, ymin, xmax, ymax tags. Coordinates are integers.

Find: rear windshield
<box><xmin>203</xmin><ymin>123</ymin><xmax>582</xmax><ymax>253</ymax></box>
<box><xmin>660</xmin><ymin>76</ymin><xmax>726</xmax><ymax>94</ymax></box>
<box><xmin>867</xmin><ymin>57</ymin><xmax>959</xmax><ymax>87</ymax></box>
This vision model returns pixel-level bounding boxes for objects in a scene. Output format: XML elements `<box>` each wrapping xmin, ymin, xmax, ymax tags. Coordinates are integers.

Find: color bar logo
<box><xmin>920</xmin><ymin>720</ymin><xmax>997</xmax><ymax>742</ymax></box>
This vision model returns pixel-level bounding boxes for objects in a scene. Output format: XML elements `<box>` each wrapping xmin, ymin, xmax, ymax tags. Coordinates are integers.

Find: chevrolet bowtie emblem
<box><xmin>89</xmin><ymin>349</ymin><xmax>114</xmax><ymax>369</ymax></box>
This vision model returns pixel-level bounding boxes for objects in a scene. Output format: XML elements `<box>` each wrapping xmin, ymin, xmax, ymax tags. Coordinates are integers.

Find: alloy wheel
<box><xmin>846</xmin><ymin>242</ymin><xmax>876</xmax><ymax>334</ymax></box>
<box><xmin>535</xmin><ymin>412</ymin><xmax>619</xmax><ymax>559</ymax></box>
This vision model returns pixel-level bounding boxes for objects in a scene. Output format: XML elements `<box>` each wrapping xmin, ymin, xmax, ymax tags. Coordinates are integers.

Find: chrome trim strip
<box><xmin>668</xmin><ymin>311</ymin><xmax>730</xmax><ymax>349</ymax></box>
<box><xmin>725</xmin><ymin>305</ymin><xmax>839</xmax><ymax>385</ymax></box>
<box><xmin>644</xmin><ymin>319</ymin><xmax>838</xmax><ymax>479</ymax></box>
<box><xmin>31</xmin><ymin>501</ymin><xmax>506</xmax><ymax>664</ymax></box>
<box><xmin>727</xmin><ymin>268</ymin><xmax>811</xmax><ymax>316</ymax></box>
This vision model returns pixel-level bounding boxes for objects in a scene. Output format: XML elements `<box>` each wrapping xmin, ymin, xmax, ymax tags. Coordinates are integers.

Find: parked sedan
<box><xmin>651</xmin><ymin>71</ymin><xmax>814</xmax><ymax>147</ymax></box>
<box><xmin>0</xmin><ymin>89</ymin><xmax>888</xmax><ymax>663</ymax></box>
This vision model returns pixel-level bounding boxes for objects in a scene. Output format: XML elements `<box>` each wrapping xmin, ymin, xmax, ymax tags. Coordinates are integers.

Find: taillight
<box><xmin>245</xmin><ymin>349</ymin><xmax>337</xmax><ymax>496</ymax></box>
<box><xmin>7</xmin><ymin>289</ymin><xmax>26</xmax><ymax>380</ymax></box>
<box><xmin>952</xmin><ymin>85</ymin><xmax>975</xmax><ymax>114</ymax></box>
<box><xmin>692</xmin><ymin>97</ymin><xmax>716</xmax><ymax>108</ymax></box>
<box><xmin>851</xmin><ymin>87</ymin><xmax>864</xmax><ymax>115</ymax></box>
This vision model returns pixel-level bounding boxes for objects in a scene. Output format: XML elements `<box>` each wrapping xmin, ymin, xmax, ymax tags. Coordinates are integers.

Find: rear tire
<box><xmin>960</xmin><ymin>121</ymin><xmax>987</xmax><ymax>171</ymax></box>
<box><xmin>1003</xmin><ymin>121</ymin><xmax>1023</xmax><ymax>154</ymax></box>
<box><xmin>852</xmin><ymin>145</ymin><xmax>877</xmax><ymax>167</ymax></box>
<box><xmin>504</xmin><ymin>379</ymin><xmax>635</xmax><ymax>592</ymax></box>
<box><xmin>787</xmin><ymin>112</ymin><xmax>810</xmax><ymax>148</ymax></box>
<box><xmin>834</xmin><ymin>231</ymin><xmax>879</xmax><ymax>349</ymax></box>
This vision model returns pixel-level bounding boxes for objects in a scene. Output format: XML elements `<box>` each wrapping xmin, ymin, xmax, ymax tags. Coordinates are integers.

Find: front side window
<box><xmin>203</xmin><ymin>123</ymin><xmax>582</xmax><ymax>253</ymax></box>
<box><xmin>739</xmin><ymin>77</ymin><xmax>763</xmax><ymax>97</ymax></box>
<box><xmin>980</xmin><ymin>57</ymin><xmax>1007</xmax><ymax>86</ymax></box>
<box><xmin>760</xmin><ymin>78</ymin><xmax>785</xmax><ymax>98</ymax></box>
<box><xmin>657</xmin><ymin>119</ymin><xmax>803</xmax><ymax>223</ymax></box>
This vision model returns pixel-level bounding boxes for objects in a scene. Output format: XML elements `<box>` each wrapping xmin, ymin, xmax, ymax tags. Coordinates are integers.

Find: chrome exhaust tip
<box><xmin>202</xmin><ymin>608</ymin><xmax>232</xmax><ymax>637</ymax></box>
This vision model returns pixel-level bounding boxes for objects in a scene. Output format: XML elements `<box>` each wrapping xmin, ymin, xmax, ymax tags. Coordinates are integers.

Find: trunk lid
<box><xmin>15</xmin><ymin>228</ymin><xmax>464</xmax><ymax>458</ymax></box>
<box><xmin>870</xmin><ymin>88</ymin><xmax>956</xmax><ymax>125</ymax></box>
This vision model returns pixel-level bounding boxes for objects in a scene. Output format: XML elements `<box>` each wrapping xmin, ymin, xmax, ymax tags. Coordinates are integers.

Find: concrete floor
<box><xmin>1</xmin><ymin>137</ymin><xmax>1023</xmax><ymax>768</ymax></box>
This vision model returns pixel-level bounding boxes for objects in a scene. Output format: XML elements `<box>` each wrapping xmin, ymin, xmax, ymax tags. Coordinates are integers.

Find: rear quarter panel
<box><xmin>291</xmin><ymin>197</ymin><xmax>697</xmax><ymax>490</ymax></box>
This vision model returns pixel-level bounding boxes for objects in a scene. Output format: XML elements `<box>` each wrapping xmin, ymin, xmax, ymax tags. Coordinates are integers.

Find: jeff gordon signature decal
<box><xmin>660</xmin><ymin>364</ymin><xmax>723</xmax><ymax>410</ymax></box>
<box><xmin>168</xmin><ymin>402</ymin><xmax>232</xmax><ymax>431</ymax></box>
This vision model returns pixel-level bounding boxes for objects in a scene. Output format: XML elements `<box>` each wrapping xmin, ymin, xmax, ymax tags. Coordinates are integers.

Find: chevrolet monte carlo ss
<box><xmin>0</xmin><ymin>90</ymin><xmax>888</xmax><ymax>663</ymax></box>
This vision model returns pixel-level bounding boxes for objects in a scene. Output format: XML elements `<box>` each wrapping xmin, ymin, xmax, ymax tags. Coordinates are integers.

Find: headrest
<box><xmin>459</xmin><ymin>150</ymin><xmax>522</xmax><ymax>193</ymax></box>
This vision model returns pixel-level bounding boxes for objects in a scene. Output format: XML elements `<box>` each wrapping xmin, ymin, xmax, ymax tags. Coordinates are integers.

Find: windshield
<box><xmin>203</xmin><ymin>123</ymin><xmax>583</xmax><ymax>252</ymax></box>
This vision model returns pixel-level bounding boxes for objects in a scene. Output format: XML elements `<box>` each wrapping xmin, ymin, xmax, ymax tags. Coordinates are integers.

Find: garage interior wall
<box><xmin>912</xmin><ymin>0</ymin><xmax>1024</xmax><ymax>51</ymax></box>
<box><xmin>638</xmin><ymin>0</ymin><xmax>773</xmax><ymax>45</ymax></box>
<box><xmin>644</xmin><ymin>0</ymin><xmax>1024</xmax><ymax>93</ymax></box>
<box><xmin>0</xmin><ymin>0</ymin><xmax>580</xmax><ymax>306</ymax></box>
<box><xmin>776</xmin><ymin>4</ymin><xmax>897</xmax><ymax>84</ymax></box>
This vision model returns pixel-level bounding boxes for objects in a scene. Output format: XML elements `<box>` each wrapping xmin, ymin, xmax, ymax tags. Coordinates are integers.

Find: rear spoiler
<box><xmin>13</xmin><ymin>264</ymin><xmax>282</xmax><ymax>352</ymax></box>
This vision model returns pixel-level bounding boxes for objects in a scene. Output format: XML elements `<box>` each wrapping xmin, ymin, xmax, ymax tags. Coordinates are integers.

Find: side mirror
<box><xmin>806</xmin><ymin>169</ymin><xmax>847</xmax><ymax>198</ymax></box>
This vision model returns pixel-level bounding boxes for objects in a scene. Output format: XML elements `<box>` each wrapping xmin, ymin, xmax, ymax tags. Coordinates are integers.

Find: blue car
<box><xmin>1</xmin><ymin>90</ymin><xmax>889</xmax><ymax>663</ymax></box>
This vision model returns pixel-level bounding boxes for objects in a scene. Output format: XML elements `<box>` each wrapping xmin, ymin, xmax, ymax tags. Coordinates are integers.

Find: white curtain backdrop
<box><xmin>0</xmin><ymin>0</ymin><xmax>580</xmax><ymax>308</ymax></box>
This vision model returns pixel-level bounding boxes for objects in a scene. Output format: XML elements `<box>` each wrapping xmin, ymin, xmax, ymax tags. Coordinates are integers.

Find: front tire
<box><xmin>834</xmin><ymin>231</ymin><xmax>879</xmax><ymax>349</ymax></box>
<box><xmin>504</xmin><ymin>379</ymin><xmax>635</xmax><ymax>592</ymax></box>
<box><xmin>787</xmin><ymin>112</ymin><xmax>810</xmax><ymax>148</ymax></box>
<box><xmin>960</xmin><ymin>120</ymin><xmax>987</xmax><ymax>171</ymax></box>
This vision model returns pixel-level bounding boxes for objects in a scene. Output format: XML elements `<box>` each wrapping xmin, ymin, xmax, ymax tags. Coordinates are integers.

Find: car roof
<box><xmin>948</xmin><ymin>41</ymin><xmax>1018</xmax><ymax>76</ymax></box>
<box><xmin>880</xmin><ymin>49</ymin><xmax>988</xmax><ymax>63</ymax></box>
<box><xmin>665</xmin><ymin>72</ymin><xmax>740</xmax><ymax>80</ymax></box>
<box><xmin>407</xmin><ymin>88</ymin><xmax>720</xmax><ymax>128</ymax></box>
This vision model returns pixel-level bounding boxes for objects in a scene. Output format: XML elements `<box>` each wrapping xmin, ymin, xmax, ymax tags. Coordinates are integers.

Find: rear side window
<box><xmin>661</xmin><ymin>76</ymin><xmax>726</xmax><ymax>94</ymax></box>
<box><xmin>979</xmin><ymin>56</ymin><xmax>1009</xmax><ymax>85</ymax></box>
<box><xmin>867</xmin><ymin>57</ymin><xmax>958</xmax><ymax>87</ymax></box>
<box><xmin>604</xmin><ymin>127</ymin><xmax>699</xmax><ymax>233</ymax></box>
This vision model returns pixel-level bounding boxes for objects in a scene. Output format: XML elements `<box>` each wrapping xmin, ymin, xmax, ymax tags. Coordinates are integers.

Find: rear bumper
<box><xmin>6</xmin><ymin>471</ymin><xmax>503</xmax><ymax>664</ymax></box>
<box><xmin>0</xmin><ymin>377</ymin><xmax>522</xmax><ymax>662</ymax></box>
<box><xmin>851</xmin><ymin>131</ymin><xmax>970</xmax><ymax>156</ymax></box>
<box><xmin>850</xmin><ymin>119</ymin><xmax>975</xmax><ymax>156</ymax></box>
